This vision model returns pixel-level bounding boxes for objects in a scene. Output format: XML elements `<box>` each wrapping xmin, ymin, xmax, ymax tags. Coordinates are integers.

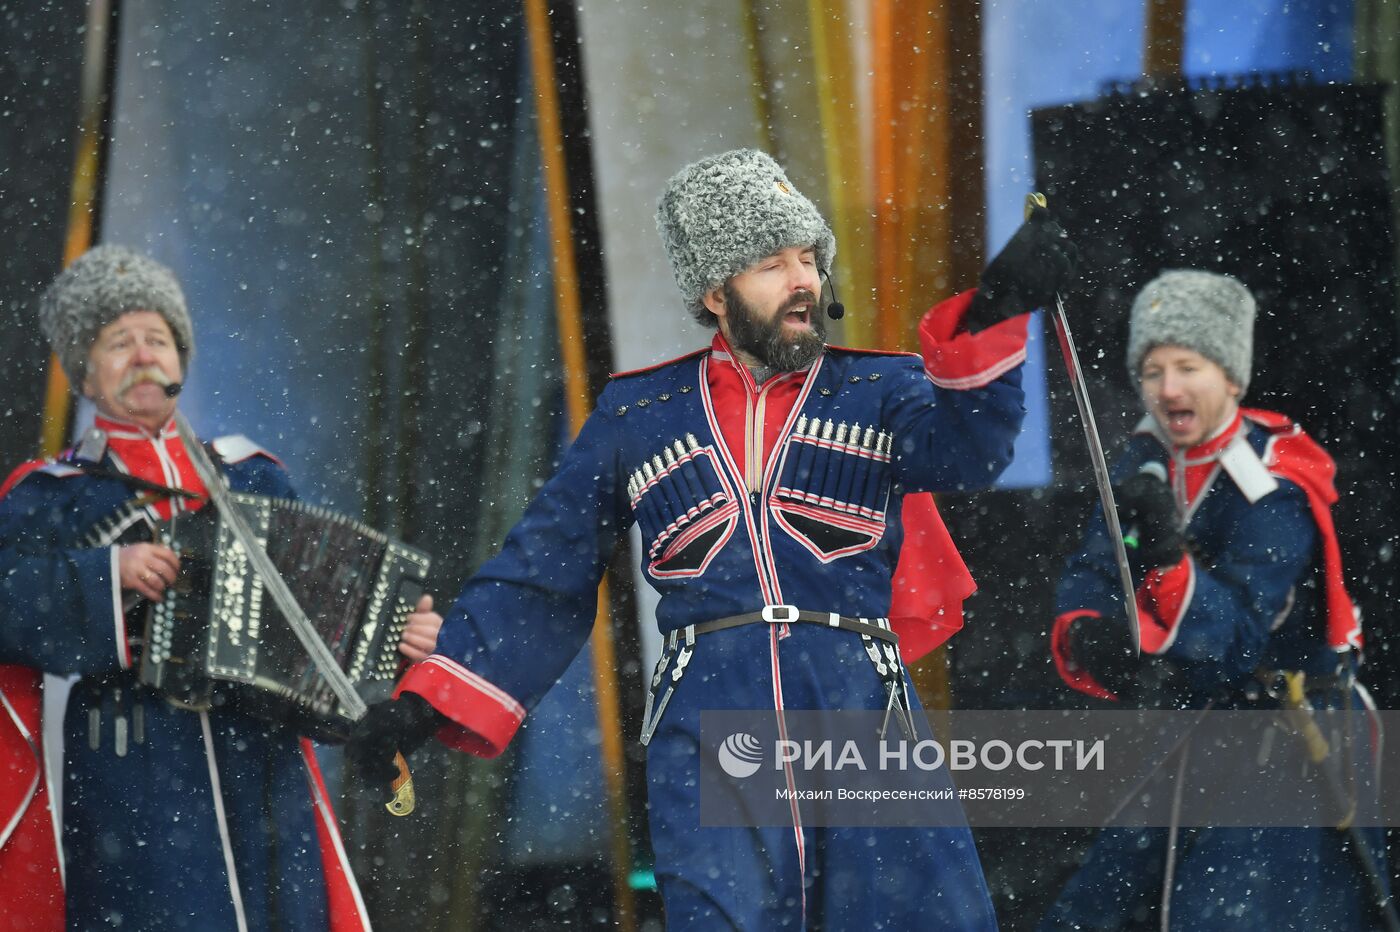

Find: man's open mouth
<box><xmin>1165</xmin><ymin>409</ymin><xmax>1195</xmax><ymax>431</ymax></box>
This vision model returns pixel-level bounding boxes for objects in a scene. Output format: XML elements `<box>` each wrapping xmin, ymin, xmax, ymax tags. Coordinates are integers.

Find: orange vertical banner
<box><xmin>522</xmin><ymin>2</ymin><xmax>637</xmax><ymax>930</ymax></box>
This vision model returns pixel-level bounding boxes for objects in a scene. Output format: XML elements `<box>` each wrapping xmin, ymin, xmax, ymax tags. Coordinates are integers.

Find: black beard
<box><xmin>723</xmin><ymin>282</ymin><xmax>826</xmax><ymax>372</ymax></box>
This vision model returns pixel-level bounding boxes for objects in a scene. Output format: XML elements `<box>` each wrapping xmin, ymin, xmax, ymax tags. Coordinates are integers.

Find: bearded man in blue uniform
<box><xmin>350</xmin><ymin>149</ymin><xmax>1075</xmax><ymax>929</ymax></box>
<box><xmin>1041</xmin><ymin>271</ymin><xmax>1388</xmax><ymax>930</ymax></box>
<box><xmin>0</xmin><ymin>245</ymin><xmax>436</xmax><ymax>930</ymax></box>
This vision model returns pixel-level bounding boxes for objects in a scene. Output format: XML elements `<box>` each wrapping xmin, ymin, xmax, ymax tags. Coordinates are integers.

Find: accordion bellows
<box><xmin>88</xmin><ymin>493</ymin><xmax>431</xmax><ymax>741</ymax></box>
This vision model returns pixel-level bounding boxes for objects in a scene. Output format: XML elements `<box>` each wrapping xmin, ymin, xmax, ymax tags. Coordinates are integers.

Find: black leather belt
<box><xmin>639</xmin><ymin>605</ymin><xmax>910</xmax><ymax>746</ymax></box>
<box><xmin>690</xmin><ymin>604</ymin><xmax>899</xmax><ymax>644</ymax></box>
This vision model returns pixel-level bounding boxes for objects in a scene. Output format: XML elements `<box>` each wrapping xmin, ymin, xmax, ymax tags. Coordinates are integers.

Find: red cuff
<box><xmin>395</xmin><ymin>655</ymin><xmax>526</xmax><ymax>759</ymax></box>
<box><xmin>1136</xmin><ymin>556</ymin><xmax>1194</xmax><ymax>655</ymax></box>
<box><xmin>1051</xmin><ymin>610</ymin><xmax>1120</xmax><ymax>701</ymax></box>
<box><xmin>918</xmin><ymin>289</ymin><xmax>1029</xmax><ymax>389</ymax></box>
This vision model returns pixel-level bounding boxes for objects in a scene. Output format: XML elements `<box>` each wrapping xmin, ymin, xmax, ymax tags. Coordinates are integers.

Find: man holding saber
<box><xmin>1042</xmin><ymin>270</ymin><xmax>1389</xmax><ymax>930</ymax></box>
<box><xmin>347</xmin><ymin>148</ymin><xmax>1077</xmax><ymax>929</ymax></box>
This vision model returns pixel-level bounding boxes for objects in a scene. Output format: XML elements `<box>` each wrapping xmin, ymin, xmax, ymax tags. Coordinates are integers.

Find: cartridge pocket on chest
<box><xmin>627</xmin><ymin>435</ymin><xmax>740</xmax><ymax>578</ymax></box>
<box><xmin>771</xmin><ymin>416</ymin><xmax>892</xmax><ymax>562</ymax></box>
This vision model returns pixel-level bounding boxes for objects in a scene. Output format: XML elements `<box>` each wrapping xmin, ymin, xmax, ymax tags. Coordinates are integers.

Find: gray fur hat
<box><xmin>656</xmin><ymin>148</ymin><xmax>835</xmax><ymax>314</ymax></box>
<box><xmin>1127</xmin><ymin>269</ymin><xmax>1255</xmax><ymax>392</ymax></box>
<box><xmin>39</xmin><ymin>244</ymin><xmax>194</xmax><ymax>387</ymax></box>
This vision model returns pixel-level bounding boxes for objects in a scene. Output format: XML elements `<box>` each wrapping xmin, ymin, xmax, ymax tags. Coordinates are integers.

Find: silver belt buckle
<box><xmin>761</xmin><ymin>604</ymin><xmax>798</xmax><ymax>624</ymax></box>
<box><xmin>762</xmin><ymin>603</ymin><xmax>798</xmax><ymax>638</ymax></box>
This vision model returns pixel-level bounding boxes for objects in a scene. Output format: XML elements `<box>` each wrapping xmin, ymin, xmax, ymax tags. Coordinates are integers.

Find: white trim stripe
<box><xmin>774</xmin><ymin>486</ymin><xmax>887</xmax><ymax>522</ymax></box>
<box><xmin>1181</xmin><ymin>462</ymin><xmax>1221</xmax><ymax>525</ymax></box>
<box><xmin>423</xmin><ymin>656</ymin><xmax>526</xmax><ymax>721</ymax></box>
<box><xmin>0</xmin><ymin>687</ymin><xmax>41</xmax><ymax>852</ymax></box>
<box><xmin>770</xmin><ymin>508</ymin><xmax>881</xmax><ymax>564</ymax></box>
<box><xmin>200</xmin><ymin>711</ymin><xmax>249</xmax><ymax>932</ymax></box>
<box><xmin>650</xmin><ymin>501</ymin><xmax>740</xmax><ymax>566</ymax></box>
<box><xmin>647</xmin><ymin>511</ymin><xmax>739</xmax><ymax>580</ymax></box>
<box><xmin>768</xmin><ymin>625</ymin><xmax>807</xmax><ymax>921</ymax></box>
<box><xmin>699</xmin><ymin>356</ymin><xmax>780</xmax><ymax>604</ymax></box>
<box><xmin>630</xmin><ymin>446</ymin><xmax>720</xmax><ymax>505</ymax></box>
<box><xmin>152</xmin><ymin>433</ymin><xmax>181</xmax><ymax>491</ymax></box>
<box><xmin>786</xmin><ymin>434</ymin><xmax>892</xmax><ymax>462</ymax></box>
<box><xmin>925</xmin><ymin>346</ymin><xmax>1026</xmax><ymax>390</ymax></box>
<box><xmin>644</xmin><ymin>496</ymin><xmax>727</xmax><ymax>558</ymax></box>
<box><xmin>301</xmin><ymin>744</ymin><xmax>372</xmax><ymax>931</ymax></box>
<box><xmin>757</xmin><ymin>354</ymin><xmax>825</xmax><ymax>607</ymax></box>
<box><xmin>109</xmin><ymin>547</ymin><xmax>132</xmax><ymax>669</ymax></box>
<box><xmin>42</xmin><ymin>687</ymin><xmax>64</xmax><ymax>889</ymax></box>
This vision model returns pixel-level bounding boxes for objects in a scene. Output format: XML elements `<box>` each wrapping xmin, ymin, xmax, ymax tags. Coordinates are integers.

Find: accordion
<box><xmin>89</xmin><ymin>493</ymin><xmax>431</xmax><ymax>742</ymax></box>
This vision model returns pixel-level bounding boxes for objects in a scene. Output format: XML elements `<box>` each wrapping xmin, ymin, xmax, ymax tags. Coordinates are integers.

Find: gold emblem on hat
<box><xmin>775</xmin><ymin>180</ymin><xmax>791</xmax><ymax>195</ymax></box>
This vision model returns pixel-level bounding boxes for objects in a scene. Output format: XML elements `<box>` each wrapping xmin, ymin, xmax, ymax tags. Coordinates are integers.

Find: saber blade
<box><xmin>1049</xmin><ymin>295</ymin><xmax>1140</xmax><ymax>653</ymax></box>
<box><xmin>1023</xmin><ymin>192</ymin><xmax>1138</xmax><ymax>652</ymax></box>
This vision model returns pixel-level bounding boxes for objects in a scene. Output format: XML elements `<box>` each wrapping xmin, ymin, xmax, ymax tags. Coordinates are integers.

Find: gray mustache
<box><xmin>118</xmin><ymin>366</ymin><xmax>173</xmax><ymax>394</ymax></box>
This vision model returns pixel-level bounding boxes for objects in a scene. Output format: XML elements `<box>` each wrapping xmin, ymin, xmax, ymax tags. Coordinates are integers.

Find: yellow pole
<box><xmin>41</xmin><ymin>0</ymin><xmax>119</xmax><ymax>457</ymax></box>
<box><xmin>741</xmin><ymin>0</ymin><xmax>780</xmax><ymax>157</ymax></box>
<box><xmin>522</xmin><ymin>2</ymin><xmax>637</xmax><ymax>929</ymax></box>
<box><xmin>807</xmin><ymin>0</ymin><xmax>878</xmax><ymax>348</ymax></box>
<box><xmin>1143</xmin><ymin>0</ymin><xmax>1185</xmax><ymax>78</ymax></box>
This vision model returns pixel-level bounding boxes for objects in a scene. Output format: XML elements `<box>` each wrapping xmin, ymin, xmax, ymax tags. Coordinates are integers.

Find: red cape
<box><xmin>1243</xmin><ymin>408</ymin><xmax>1361</xmax><ymax>651</ymax></box>
<box><xmin>0</xmin><ymin>665</ymin><xmax>63</xmax><ymax>931</ymax></box>
<box><xmin>890</xmin><ymin>493</ymin><xmax>976</xmax><ymax>664</ymax></box>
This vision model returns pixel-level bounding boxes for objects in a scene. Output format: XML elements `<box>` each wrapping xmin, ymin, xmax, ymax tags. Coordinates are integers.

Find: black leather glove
<box><xmin>964</xmin><ymin>204</ymin><xmax>1079</xmax><ymax>331</ymax></box>
<box><xmin>1066</xmin><ymin>614</ymin><xmax>1139</xmax><ymax>699</ymax></box>
<box><xmin>1116</xmin><ymin>471</ymin><xmax>1185</xmax><ymax>574</ymax></box>
<box><xmin>346</xmin><ymin>692</ymin><xmax>443</xmax><ymax>785</ymax></box>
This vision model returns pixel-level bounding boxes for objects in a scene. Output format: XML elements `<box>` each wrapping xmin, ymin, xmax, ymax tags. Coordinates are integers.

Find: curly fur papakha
<box><xmin>656</xmin><ymin>149</ymin><xmax>835</xmax><ymax>318</ymax></box>
<box><xmin>39</xmin><ymin>245</ymin><xmax>194</xmax><ymax>387</ymax></box>
<box><xmin>1127</xmin><ymin>269</ymin><xmax>1256</xmax><ymax>393</ymax></box>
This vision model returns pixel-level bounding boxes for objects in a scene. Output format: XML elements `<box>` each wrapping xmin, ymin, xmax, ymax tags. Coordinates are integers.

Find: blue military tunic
<box><xmin>400</xmin><ymin>297</ymin><xmax>1029</xmax><ymax>930</ymax></box>
<box><xmin>0</xmin><ymin>417</ymin><xmax>366</xmax><ymax>932</ymax></box>
<box><xmin>1041</xmin><ymin>410</ymin><xmax>1386</xmax><ymax>931</ymax></box>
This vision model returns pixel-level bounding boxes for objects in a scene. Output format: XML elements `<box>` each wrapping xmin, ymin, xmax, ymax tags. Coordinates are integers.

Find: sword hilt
<box><xmin>386</xmin><ymin>751</ymin><xmax>416</xmax><ymax>816</ymax></box>
<box><xmin>1024</xmin><ymin>192</ymin><xmax>1048</xmax><ymax>220</ymax></box>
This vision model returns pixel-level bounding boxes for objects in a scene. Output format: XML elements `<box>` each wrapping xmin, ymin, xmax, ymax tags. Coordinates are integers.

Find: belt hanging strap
<box><xmin>640</xmin><ymin>625</ymin><xmax>695</xmax><ymax>747</ymax></box>
<box><xmin>639</xmin><ymin>607</ymin><xmax>902</xmax><ymax>746</ymax></box>
<box><xmin>639</xmin><ymin>632</ymin><xmax>677</xmax><ymax>744</ymax></box>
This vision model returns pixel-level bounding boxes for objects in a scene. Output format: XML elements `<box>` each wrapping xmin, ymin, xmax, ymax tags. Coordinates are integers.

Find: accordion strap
<box><xmin>66</xmin><ymin>460</ymin><xmax>205</xmax><ymax>501</ymax></box>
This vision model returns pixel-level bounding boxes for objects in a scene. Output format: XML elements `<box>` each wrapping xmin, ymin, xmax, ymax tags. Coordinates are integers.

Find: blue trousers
<box><xmin>645</xmin><ymin>623</ymin><xmax>998</xmax><ymax>931</ymax></box>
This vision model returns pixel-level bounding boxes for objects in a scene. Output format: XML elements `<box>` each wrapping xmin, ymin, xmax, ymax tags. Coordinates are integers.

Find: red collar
<box><xmin>94</xmin><ymin>414</ymin><xmax>207</xmax><ymax>518</ymax></box>
<box><xmin>708</xmin><ymin>331</ymin><xmax>815</xmax><ymax>393</ymax></box>
<box><xmin>1134</xmin><ymin>410</ymin><xmax>1246</xmax><ymax>509</ymax></box>
<box><xmin>1177</xmin><ymin>409</ymin><xmax>1245</xmax><ymax>464</ymax></box>
<box><xmin>705</xmin><ymin>332</ymin><xmax>813</xmax><ymax>492</ymax></box>
<box><xmin>95</xmin><ymin>414</ymin><xmax>178</xmax><ymax>442</ymax></box>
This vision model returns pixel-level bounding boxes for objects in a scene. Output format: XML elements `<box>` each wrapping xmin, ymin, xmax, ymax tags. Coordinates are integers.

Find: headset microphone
<box><xmin>820</xmin><ymin>268</ymin><xmax>846</xmax><ymax>320</ymax></box>
<box><xmin>163</xmin><ymin>382</ymin><xmax>184</xmax><ymax>398</ymax></box>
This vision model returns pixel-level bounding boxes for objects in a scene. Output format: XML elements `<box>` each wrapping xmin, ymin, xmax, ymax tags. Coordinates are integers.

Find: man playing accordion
<box><xmin>0</xmin><ymin>245</ymin><xmax>438</xmax><ymax>931</ymax></box>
